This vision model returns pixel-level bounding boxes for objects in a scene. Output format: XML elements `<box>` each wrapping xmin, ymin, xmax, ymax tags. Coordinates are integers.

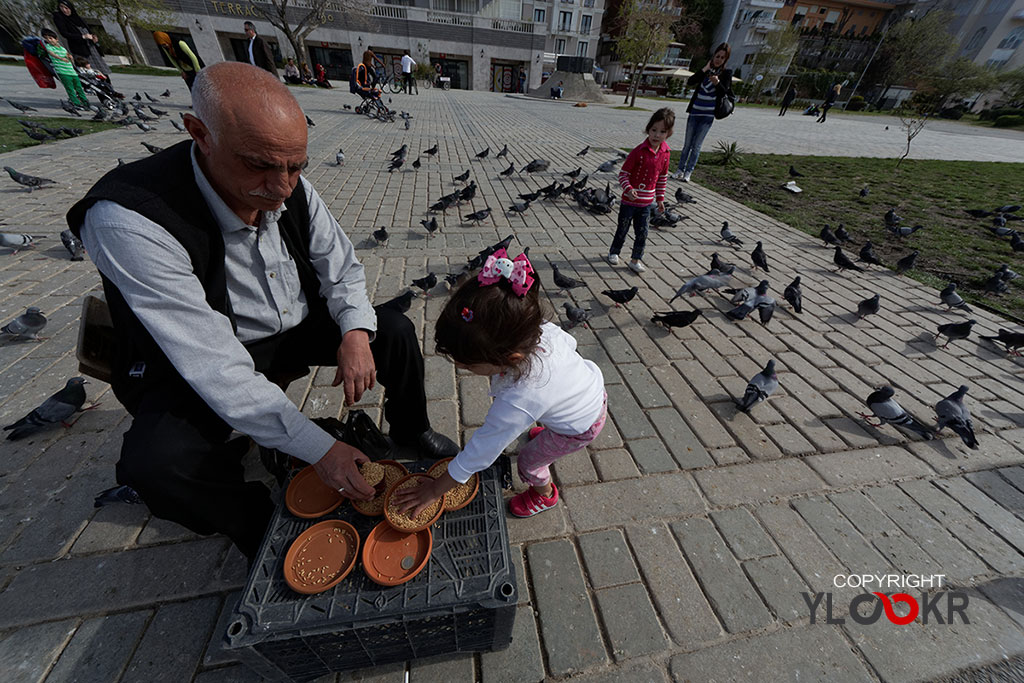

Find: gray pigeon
<box><xmin>595</xmin><ymin>159</ymin><xmax>619</xmax><ymax>173</ymax></box>
<box><xmin>336</xmin><ymin>148</ymin><xmax>345</xmax><ymax>166</ymax></box>
<box><xmin>939</xmin><ymin>283</ymin><xmax>971</xmax><ymax>312</ymax></box>
<box><xmin>710</xmin><ymin>253</ymin><xmax>735</xmax><ymax>275</ymax></box>
<box><xmin>170</xmin><ymin>119</ymin><xmax>186</xmax><ymax>132</ymax></box>
<box><xmin>719</xmin><ymin>221</ymin><xmax>743</xmax><ymax>248</ymax></box>
<box><xmin>60</xmin><ymin>229</ymin><xmax>85</xmax><ymax>261</ymax></box>
<box><xmin>140</xmin><ymin>142</ymin><xmax>163</xmax><ymax>154</ymax></box>
<box><xmin>859</xmin><ymin>386</ymin><xmax>933</xmax><ymax>440</ymax></box>
<box><xmin>4</xmin><ymin>377</ymin><xmax>89</xmax><ymax>440</ymax></box>
<box><xmin>601</xmin><ymin>286</ymin><xmax>639</xmax><ymax>307</ymax></box>
<box><xmin>894</xmin><ymin>250</ymin><xmax>918</xmax><ymax>275</ymax></box>
<box><xmin>562</xmin><ymin>302</ymin><xmax>591</xmax><ymax>329</ymax></box>
<box><xmin>3</xmin><ymin>97</ymin><xmax>37</xmax><ymax>112</ymax></box>
<box><xmin>784</xmin><ymin>276</ymin><xmax>802</xmax><ymax>314</ymax></box>
<box><xmin>996</xmin><ymin>264</ymin><xmax>1018</xmax><ymax>281</ymax></box>
<box><xmin>935</xmin><ymin>319</ymin><xmax>976</xmax><ymax>348</ymax></box>
<box><xmin>670</xmin><ymin>270</ymin><xmax>728</xmax><ymax>301</ymax></box>
<box><xmin>1</xmin><ymin>306</ymin><xmax>47</xmax><ymax>340</ymax></box>
<box><xmin>737</xmin><ymin>360</ymin><xmax>778</xmax><ymax>413</ymax></box>
<box><xmin>0</xmin><ymin>233</ymin><xmax>37</xmax><ymax>252</ymax></box>
<box><xmin>856</xmin><ymin>293</ymin><xmax>880</xmax><ymax>320</ymax></box>
<box><xmin>979</xmin><ymin>328</ymin><xmax>1024</xmax><ymax>356</ymax></box>
<box><xmin>135</xmin><ymin>121</ymin><xmax>153</xmax><ymax>133</ymax></box>
<box><xmin>751</xmin><ymin>242</ymin><xmax>769</xmax><ymax>272</ymax></box>
<box><xmin>522</xmin><ymin>159</ymin><xmax>550</xmax><ymax>173</ymax></box>
<box><xmin>94</xmin><ymin>484</ymin><xmax>143</xmax><ymax>507</ymax></box>
<box><xmin>934</xmin><ymin>385</ymin><xmax>978</xmax><ymax>449</ymax></box>
<box><xmin>552</xmin><ymin>264</ymin><xmax>584</xmax><ymax>290</ymax></box>
<box><xmin>833</xmin><ymin>246</ymin><xmax>863</xmax><ymax>272</ymax></box>
<box><xmin>4</xmin><ymin>167</ymin><xmax>56</xmax><ymax>192</ymax></box>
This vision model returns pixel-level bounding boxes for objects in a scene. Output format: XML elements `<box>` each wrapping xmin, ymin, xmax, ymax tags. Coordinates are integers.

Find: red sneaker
<box><xmin>528</xmin><ymin>426</ymin><xmax>546</xmax><ymax>440</ymax></box>
<box><xmin>508</xmin><ymin>483</ymin><xmax>559</xmax><ymax>518</ymax></box>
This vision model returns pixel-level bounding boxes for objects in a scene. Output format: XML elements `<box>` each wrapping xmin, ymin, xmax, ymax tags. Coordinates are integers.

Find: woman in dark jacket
<box><xmin>817</xmin><ymin>83</ymin><xmax>841</xmax><ymax>123</ymax></box>
<box><xmin>779</xmin><ymin>83</ymin><xmax>796</xmax><ymax>116</ymax></box>
<box><xmin>52</xmin><ymin>0</ymin><xmax>113</xmax><ymax>83</ymax></box>
<box><xmin>673</xmin><ymin>43</ymin><xmax>732</xmax><ymax>182</ymax></box>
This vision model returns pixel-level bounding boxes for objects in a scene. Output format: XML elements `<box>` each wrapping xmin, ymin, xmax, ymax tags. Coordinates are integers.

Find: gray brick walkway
<box><xmin>2</xmin><ymin>68</ymin><xmax>1024</xmax><ymax>682</ymax></box>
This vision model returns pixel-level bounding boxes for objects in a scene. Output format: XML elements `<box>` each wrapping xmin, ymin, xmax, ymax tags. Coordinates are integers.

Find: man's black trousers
<box><xmin>115</xmin><ymin>305</ymin><xmax>428</xmax><ymax>560</ymax></box>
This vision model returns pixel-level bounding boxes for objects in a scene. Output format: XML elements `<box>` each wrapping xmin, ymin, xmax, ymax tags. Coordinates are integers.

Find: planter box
<box><xmin>222</xmin><ymin>460</ymin><xmax>517</xmax><ymax>682</ymax></box>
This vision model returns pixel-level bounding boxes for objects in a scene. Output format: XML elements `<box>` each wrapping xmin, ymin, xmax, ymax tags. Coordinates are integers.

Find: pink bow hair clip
<box><xmin>477</xmin><ymin>248</ymin><xmax>535</xmax><ymax>296</ymax></box>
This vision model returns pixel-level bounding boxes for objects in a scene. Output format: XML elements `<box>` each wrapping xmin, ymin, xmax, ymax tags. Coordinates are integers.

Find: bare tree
<box><xmin>77</xmin><ymin>0</ymin><xmax>173</xmax><ymax>64</ymax></box>
<box><xmin>0</xmin><ymin>0</ymin><xmax>48</xmax><ymax>42</ymax></box>
<box><xmin>248</xmin><ymin>0</ymin><xmax>373</xmax><ymax>66</ymax></box>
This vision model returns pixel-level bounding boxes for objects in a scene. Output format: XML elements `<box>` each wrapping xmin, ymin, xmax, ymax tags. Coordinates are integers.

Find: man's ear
<box><xmin>182</xmin><ymin>114</ymin><xmax>212</xmax><ymax>155</ymax></box>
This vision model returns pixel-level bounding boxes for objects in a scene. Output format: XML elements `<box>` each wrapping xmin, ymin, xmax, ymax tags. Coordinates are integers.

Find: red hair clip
<box><xmin>461</xmin><ymin>307</ymin><xmax>474</xmax><ymax>322</ymax></box>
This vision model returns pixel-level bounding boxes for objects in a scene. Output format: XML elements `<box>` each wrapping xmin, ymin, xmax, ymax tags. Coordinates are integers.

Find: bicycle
<box><xmin>377</xmin><ymin>67</ymin><xmax>404</xmax><ymax>95</ymax></box>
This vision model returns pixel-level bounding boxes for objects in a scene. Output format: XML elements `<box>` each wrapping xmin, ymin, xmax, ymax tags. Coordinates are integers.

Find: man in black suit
<box><xmin>243</xmin><ymin>21</ymin><xmax>279</xmax><ymax>79</ymax></box>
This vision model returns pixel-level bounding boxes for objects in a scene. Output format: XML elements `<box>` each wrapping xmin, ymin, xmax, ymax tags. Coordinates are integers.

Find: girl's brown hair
<box><xmin>645</xmin><ymin>107</ymin><xmax>675</xmax><ymax>133</ymax></box>
<box><xmin>435</xmin><ymin>267</ymin><xmax>548</xmax><ymax>380</ymax></box>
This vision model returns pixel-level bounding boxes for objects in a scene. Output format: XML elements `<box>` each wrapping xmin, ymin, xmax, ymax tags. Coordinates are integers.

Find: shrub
<box><xmin>846</xmin><ymin>95</ymin><xmax>866</xmax><ymax>111</ymax></box>
<box><xmin>981</xmin><ymin>107</ymin><xmax>1024</xmax><ymax>121</ymax></box>
<box><xmin>713</xmin><ymin>139</ymin><xmax>746</xmax><ymax>166</ymax></box>
<box><xmin>993</xmin><ymin>114</ymin><xmax>1024</xmax><ymax>128</ymax></box>
<box><xmin>939</xmin><ymin>106</ymin><xmax>965</xmax><ymax>120</ymax></box>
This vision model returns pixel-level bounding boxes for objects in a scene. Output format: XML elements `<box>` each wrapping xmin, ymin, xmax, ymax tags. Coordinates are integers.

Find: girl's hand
<box><xmin>709</xmin><ymin>74</ymin><xmax>720</xmax><ymax>86</ymax></box>
<box><xmin>704</xmin><ymin>60</ymin><xmax>712</xmax><ymax>72</ymax></box>
<box><xmin>657</xmin><ymin>201</ymin><xmax>666</xmax><ymax>215</ymax></box>
<box><xmin>391</xmin><ymin>475</ymin><xmax>449</xmax><ymax>518</ymax></box>
<box><xmin>623</xmin><ymin>188</ymin><xmax>638</xmax><ymax>202</ymax></box>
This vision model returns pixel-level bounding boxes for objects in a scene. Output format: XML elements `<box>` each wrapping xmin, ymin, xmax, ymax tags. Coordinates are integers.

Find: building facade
<box><xmin>91</xmin><ymin>0</ymin><xmax>604</xmax><ymax>92</ymax></box>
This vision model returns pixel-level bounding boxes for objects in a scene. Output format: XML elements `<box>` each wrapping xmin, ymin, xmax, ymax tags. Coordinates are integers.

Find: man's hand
<box><xmin>312</xmin><ymin>440</ymin><xmax>376</xmax><ymax>500</ymax></box>
<box><xmin>391</xmin><ymin>472</ymin><xmax>454</xmax><ymax>518</ymax></box>
<box><xmin>332</xmin><ymin>329</ymin><xmax>375</xmax><ymax>405</ymax></box>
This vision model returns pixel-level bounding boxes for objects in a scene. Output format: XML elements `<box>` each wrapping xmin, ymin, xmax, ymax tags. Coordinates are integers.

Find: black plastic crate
<box><xmin>222</xmin><ymin>461</ymin><xmax>517</xmax><ymax>682</ymax></box>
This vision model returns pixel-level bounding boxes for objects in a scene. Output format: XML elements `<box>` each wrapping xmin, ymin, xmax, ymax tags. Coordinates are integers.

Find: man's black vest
<box><xmin>66</xmin><ymin>140</ymin><xmax>324</xmax><ymax>412</ymax></box>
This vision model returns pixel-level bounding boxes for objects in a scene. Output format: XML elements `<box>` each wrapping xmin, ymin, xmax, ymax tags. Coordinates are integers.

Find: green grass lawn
<box><xmin>679</xmin><ymin>149</ymin><xmax>1024</xmax><ymax>322</ymax></box>
<box><xmin>0</xmin><ymin>114</ymin><xmax>118</xmax><ymax>153</ymax></box>
<box><xmin>110</xmin><ymin>64</ymin><xmax>180</xmax><ymax>77</ymax></box>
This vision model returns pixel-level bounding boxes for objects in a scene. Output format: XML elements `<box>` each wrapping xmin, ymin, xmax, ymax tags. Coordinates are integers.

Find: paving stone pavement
<box><xmin>2</xmin><ymin>69</ymin><xmax>1024</xmax><ymax>682</ymax></box>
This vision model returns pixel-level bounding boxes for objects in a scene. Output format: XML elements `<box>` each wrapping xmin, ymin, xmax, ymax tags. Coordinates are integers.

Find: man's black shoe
<box><xmin>417</xmin><ymin>429</ymin><xmax>459</xmax><ymax>460</ymax></box>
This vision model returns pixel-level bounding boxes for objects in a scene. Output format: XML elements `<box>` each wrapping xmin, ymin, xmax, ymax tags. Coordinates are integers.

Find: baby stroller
<box><xmin>21</xmin><ymin>36</ymin><xmax>56</xmax><ymax>90</ymax></box>
<box><xmin>349</xmin><ymin>66</ymin><xmax>396</xmax><ymax>122</ymax></box>
<box><xmin>78</xmin><ymin>70</ymin><xmax>123</xmax><ymax>110</ymax></box>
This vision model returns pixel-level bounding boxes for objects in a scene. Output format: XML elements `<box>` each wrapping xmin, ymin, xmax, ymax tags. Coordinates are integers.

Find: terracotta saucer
<box><xmin>383</xmin><ymin>473</ymin><xmax>444</xmax><ymax>533</ymax></box>
<box><xmin>285</xmin><ymin>466</ymin><xmax>344</xmax><ymax>519</ymax></box>
<box><xmin>282</xmin><ymin>519</ymin><xmax>360</xmax><ymax>594</ymax></box>
<box><xmin>427</xmin><ymin>458</ymin><xmax>480</xmax><ymax>511</ymax></box>
<box><xmin>362</xmin><ymin>520</ymin><xmax>433</xmax><ymax>586</ymax></box>
<box><xmin>352</xmin><ymin>460</ymin><xmax>409</xmax><ymax>517</ymax></box>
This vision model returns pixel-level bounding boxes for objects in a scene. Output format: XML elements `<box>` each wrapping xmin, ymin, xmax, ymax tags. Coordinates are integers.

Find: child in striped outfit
<box><xmin>606</xmin><ymin>108</ymin><xmax>673</xmax><ymax>274</ymax></box>
<box><xmin>40</xmin><ymin>29</ymin><xmax>89</xmax><ymax>109</ymax></box>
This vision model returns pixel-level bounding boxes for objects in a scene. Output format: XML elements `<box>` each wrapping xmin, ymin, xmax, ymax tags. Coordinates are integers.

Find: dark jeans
<box><xmin>779</xmin><ymin>102</ymin><xmax>791</xmax><ymax>115</ymax></box>
<box><xmin>610</xmin><ymin>203</ymin><xmax>651</xmax><ymax>260</ymax></box>
<box><xmin>817</xmin><ymin>103</ymin><xmax>833</xmax><ymax>122</ymax></box>
<box><xmin>403</xmin><ymin>72</ymin><xmax>417</xmax><ymax>94</ymax></box>
<box><xmin>115</xmin><ymin>304</ymin><xmax>428</xmax><ymax>560</ymax></box>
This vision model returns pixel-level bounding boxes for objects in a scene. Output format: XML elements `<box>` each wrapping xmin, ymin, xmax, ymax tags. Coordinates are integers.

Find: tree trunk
<box><xmin>116</xmin><ymin>12</ymin><xmax>143</xmax><ymax>65</ymax></box>
<box><xmin>629</xmin><ymin>50</ymin><xmax>652</xmax><ymax>108</ymax></box>
<box><xmin>624</xmin><ymin>63</ymin><xmax>635</xmax><ymax>104</ymax></box>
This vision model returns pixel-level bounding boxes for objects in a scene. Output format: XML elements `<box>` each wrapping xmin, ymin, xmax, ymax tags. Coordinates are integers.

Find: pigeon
<box><xmin>404</xmin><ymin>119</ymin><xmax>411</xmax><ymax>130</ymax></box>
<box><xmin>140</xmin><ymin>142</ymin><xmax>163</xmax><ymax>154</ymax></box>
<box><xmin>726</xmin><ymin>280</ymin><xmax>772</xmax><ymax>322</ymax></box>
<box><xmin>737</xmin><ymin>360</ymin><xmax>778</xmax><ymax>413</ymax></box>
<box><xmin>94</xmin><ymin>484</ymin><xmax>143</xmax><ymax>507</ymax></box>
<box><xmin>429</xmin><ymin>197</ymin><xmax>455</xmax><ymax>213</ymax></box>
<box><xmin>720</xmin><ymin>221</ymin><xmax>743</xmax><ymax>248</ymax></box>
<box><xmin>170</xmin><ymin>119</ymin><xmax>186</xmax><ymax>132</ymax></box>
<box><xmin>475</xmin><ymin>147</ymin><xmax>490</xmax><ymax>159</ymax></box>
<box><xmin>835</xmin><ymin>225</ymin><xmax>853</xmax><ymax>244</ymax></box>
<box><xmin>992</xmin><ymin>215</ymin><xmax>1008</xmax><ymax>229</ymax></box>
<box><xmin>858</xmin><ymin>241</ymin><xmax>883</xmax><ymax>267</ymax></box>
<box><xmin>91</xmin><ymin>107</ymin><xmax>108</xmax><ymax>121</ymax></box>
<box><xmin>989</xmin><ymin>224</ymin><xmax>1015</xmax><ymax>238</ymax></box>
<box><xmin>463</xmin><ymin>207</ymin><xmax>492</xmax><ymax>224</ymax></box>
<box><xmin>995</xmin><ymin>204</ymin><xmax>1022</xmax><ymax>214</ymax></box>
<box><xmin>710</xmin><ymin>253</ymin><xmax>735</xmax><ymax>276</ymax></box>
<box><xmin>3</xmin><ymin>98</ymin><xmax>37</xmax><ymax>112</ymax></box>
<box><xmin>857</xmin><ymin>294</ymin><xmax>880</xmax><ymax>320</ymax></box>
<box><xmin>997</xmin><ymin>264</ymin><xmax>1019</xmax><ymax>281</ymax></box>
<box><xmin>23</xmin><ymin>128</ymin><xmax>50</xmax><ymax>142</ymax></box>
<box><xmin>820</xmin><ymin>225</ymin><xmax>840</xmax><ymax>246</ymax></box>
<box><xmin>934</xmin><ymin>385</ymin><xmax>978</xmax><ymax>449</ymax></box>
<box><xmin>884</xmin><ymin>208</ymin><xmax>902</xmax><ymax>226</ymax></box>
<box><xmin>135</xmin><ymin>121</ymin><xmax>153</xmax><ymax>132</ymax></box>
<box><xmin>751</xmin><ymin>242</ymin><xmax>769</xmax><ymax>272</ymax></box>
<box><xmin>965</xmin><ymin>208</ymin><xmax>993</xmax><ymax>218</ymax></box>
<box><xmin>939</xmin><ymin>283</ymin><xmax>971</xmax><ymax>312</ymax></box>
<box><xmin>423</xmin><ymin>143</ymin><xmax>439</xmax><ymax>156</ymax></box>
<box><xmin>496</xmin><ymin>144</ymin><xmax>509</xmax><ymax>158</ymax></box>
<box><xmin>935</xmin><ymin>319</ymin><xmax>976</xmax><ymax>348</ymax></box>
<box><xmin>508</xmin><ymin>199</ymin><xmax>531</xmax><ymax>216</ymax></box>
<box><xmin>784</xmin><ymin>276</ymin><xmax>802</xmax><ymax>314</ymax></box>
<box><xmin>596</xmin><ymin>159</ymin><xmax>619</xmax><ymax>173</ymax></box>
<box><xmin>454</xmin><ymin>169</ymin><xmax>470</xmax><ymax>183</ymax></box>
<box><xmin>859</xmin><ymin>386</ymin><xmax>933</xmax><ymax>440</ymax></box>
<box><xmin>336</xmin><ymin>148</ymin><xmax>346</xmax><ymax>166</ymax></box>
<box><xmin>833</xmin><ymin>247</ymin><xmax>863</xmax><ymax>272</ymax></box>
<box><xmin>305</xmin><ymin>115</ymin><xmax>315</xmax><ymax>126</ymax></box>
<box><xmin>859</xmin><ymin>186</ymin><xmax>869</xmax><ymax>198</ymax></box>
<box><xmin>160</xmin><ymin>89</ymin><xmax>171</xmax><ymax>97</ymax></box>
<box><xmin>577</xmin><ymin>145</ymin><xmax>590</xmax><ymax>156</ymax></box>
<box><xmin>1011</xmin><ymin>231</ymin><xmax>1024</xmax><ymax>252</ymax></box>
<box><xmin>133</xmin><ymin>108</ymin><xmax>156</xmax><ymax>121</ymax></box>
<box><xmin>522</xmin><ymin>159</ymin><xmax>550</xmax><ymax>173</ymax></box>
<box><xmin>670</xmin><ymin>270</ymin><xmax>729</xmax><ymax>302</ymax></box>
<box><xmin>889</xmin><ymin>224</ymin><xmax>923</xmax><ymax>238</ymax></box>
<box><xmin>4</xmin><ymin>166</ymin><xmax>56</xmax><ymax>192</ymax></box>
<box><xmin>673</xmin><ymin>188</ymin><xmax>696</xmax><ymax>206</ymax></box>
<box><xmin>391</xmin><ymin>144</ymin><xmax>408</xmax><ymax>159</ymax></box>
<box><xmin>411</xmin><ymin>272</ymin><xmax>437</xmax><ymax>296</ymax></box>
<box><xmin>551</xmin><ymin>264</ymin><xmax>584</xmax><ymax>290</ymax></box>
<box><xmin>132</xmin><ymin>92</ymin><xmax>141</xmax><ymax>101</ymax></box>
<box><xmin>372</xmin><ymin>226</ymin><xmax>389</xmax><ymax>246</ymax></box>
<box><xmin>420</xmin><ymin>216</ymin><xmax>439</xmax><ymax>236</ymax></box>
<box><xmin>387</xmin><ymin>157</ymin><xmax>404</xmax><ymax>173</ymax></box>
<box><xmin>145</xmin><ymin>92</ymin><xmax>159</xmax><ymax>103</ymax></box>
<box><xmin>460</xmin><ymin>181</ymin><xmax>477</xmax><ymax>202</ymax></box>
<box><xmin>562</xmin><ymin>302</ymin><xmax>591</xmax><ymax>329</ymax></box>
<box><xmin>411</xmin><ymin>157</ymin><xmax>421</xmax><ymax>170</ymax></box>
<box><xmin>601</xmin><ymin>286</ymin><xmax>639</xmax><ymax>307</ymax></box>
<box><xmin>0</xmin><ymin>232</ymin><xmax>38</xmax><ymax>253</ymax></box>
<box><xmin>979</xmin><ymin>328</ymin><xmax>1024</xmax><ymax>356</ymax></box>
<box><xmin>984</xmin><ymin>274</ymin><xmax>1009</xmax><ymax>295</ymax></box>
<box><xmin>379</xmin><ymin>290</ymin><xmax>414</xmax><ymax>313</ymax></box>
<box><xmin>651</xmin><ymin>310</ymin><xmax>701</xmax><ymax>329</ymax></box>
<box><xmin>60</xmin><ymin>99</ymin><xmax>81</xmax><ymax>116</ymax></box>
<box><xmin>60</xmin><ymin>229</ymin><xmax>85</xmax><ymax>261</ymax></box>
<box><xmin>4</xmin><ymin>377</ymin><xmax>89</xmax><ymax>440</ymax></box>
<box><xmin>2</xmin><ymin>306</ymin><xmax>47</xmax><ymax>340</ymax></box>
<box><xmin>572</xmin><ymin>174</ymin><xmax>589</xmax><ymax>190</ymax></box>
<box><xmin>342</xmin><ymin>104</ymin><xmax>352</xmax><ymax>110</ymax></box>
<box><xmin>563</xmin><ymin>167</ymin><xmax>582</xmax><ymax>179</ymax></box>
<box><xmin>117</xmin><ymin>159</ymin><xmax>127</xmax><ymax>167</ymax></box>
<box><xmin>788</xmin><ymin>165</ymin><xmax>803</xmax><ymax>178</ymax></box>
<box><xmin>148</xmin><ymin>106</ymin><xmax>167</xmax><ymax>116</ymax></box>
<box><xmin>894</xmin><ymin>250</ymin><xmax>918</xmax><ymax>275</ymax></box>
<box><xmin>518</xmin><ymin>190</ymin><xmax>541</xmax><ymax>202</ymax></box>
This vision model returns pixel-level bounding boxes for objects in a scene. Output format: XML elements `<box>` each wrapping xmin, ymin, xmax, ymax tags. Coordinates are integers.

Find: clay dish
<box><xmin>285</xmin><ymin>466</ymin><xmax>344</xmax><ymax>519</ymax></box>
<box><xmin>352</xmin><ymin>460</ymin><xmax>409</xmax><ymax>517</ymax></box>
<box><xmin>426</xmin><ymin>458</ymin><xmax>480</xmax><ymax>511</ymax></box>
<box><xmin>283</xmin><ymin>520</ymin><xmax>360</xmax><ymax>594</ymax></box>
<box><xmin>383</xmin><ymin>473</ymin><xmax>443</xmax><ymax>532</ymax></box>
<box><xmin>362</xmin><ymin>520</ymin><xmax>432</xmax><ymax>586</ymax></box>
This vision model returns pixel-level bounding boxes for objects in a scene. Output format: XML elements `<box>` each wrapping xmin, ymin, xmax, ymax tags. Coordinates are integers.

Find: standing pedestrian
<box><xmin>39</xmin><ymin>28</ymin><xmax>89</xmax><ymax>109</ymax></box>
<box><xmin>52</xmin><ymin>0</ymin><xmax>113</xmax><ymax>84</ymax></box>
<box><xmin>606</xmin><ymin>107</ymin><xmax>674</xmax><ymax>274</ymax></box>
<box><xmin>672</xmin><ymin>43</ymin><xmax>733</xmax><ymax>182</ymax></box>
<box><xmin>817</xmin><ymin>83</ymin><xmax>841</xmax><ymax>123</ymax></box>
<box><xmin>242</xmin><ymin>21</ymin><xmax>279</xmax><ymax>79</ymax></box>
<box><xmin>401</xmin><ymin>50</ymin><xmax>417</xmax><ymax>94</ymax></box>
<box><xmin>779</xmin><ymin>83</ymin><xmax>796</xmax><ymax>116</ymax></box>
<box><xmin>519</xmin><ymin>67</ymin><xmax>527</xmax><ymax>93</ymax></box>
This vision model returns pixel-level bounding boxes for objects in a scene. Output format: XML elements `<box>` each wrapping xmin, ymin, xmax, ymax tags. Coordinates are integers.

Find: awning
<box><xmin>663</xmin><ymin>67</ymin><xmax>693</xmax><ymax>78</ymax></box>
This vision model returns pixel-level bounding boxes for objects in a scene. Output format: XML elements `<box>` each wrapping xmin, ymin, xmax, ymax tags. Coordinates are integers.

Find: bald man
<box><xmin>67</xmin><ymin>63</ymin><xmax>457</xmax><ymax>560</ymax></box>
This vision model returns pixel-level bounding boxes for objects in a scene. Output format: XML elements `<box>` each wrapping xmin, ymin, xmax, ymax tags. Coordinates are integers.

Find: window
<box><xmin>558</xmin><ymin>11</ymin><xmax>572</xmax><ymax>31</ymax></box>
<box><xmin>966</xmin><ymin>27</ymin><xmax>987</xmax><ymax>51</ymax></box>
<box><xmin>820</xmin><ymin>7</ymin><xmax>826</xmax><ymax>13</ymax></box>
<box><xmin>556</xmin><ymin>38</ymin><xmax>566</xmax><ymax>53</ymax></box>
<box><xmin>998</xmin><ymin>27</ymin><xmax>1023</xmax><ymax>50</ymax></box>
<box><xmin>860</xmin><ymin>25</ymin><xmax>868</xmax><ymax>35</ymax></box>
<box><xmin>744</xmin><ymin>53</ymin><xmax>756</xmax><ymax>64</ymax></box>
<box><xmin>534</xmin><ymin>8</ymin><xmax>545</xmax><ymax>22</ymax></box>
<box><xmin>580</xmin><ymin>15</ymin><xmax>592</xmax><ymax>33</ymax></box>
<box><xmin>583</xmin><ymin>0</ymin><xmax>594</xmax><ymax>6</ymax></box>
<box><xmin>577</xmin><ymin>41</ymin><xmax>588</xmax><ymax>56</ymax></box>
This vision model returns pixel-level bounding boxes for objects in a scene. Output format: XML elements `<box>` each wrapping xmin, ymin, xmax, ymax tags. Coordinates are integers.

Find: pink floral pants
<box><xmin>517</xmin><ymin>394</ymin><xmax>607</xmax><ymax>487</ymax></box>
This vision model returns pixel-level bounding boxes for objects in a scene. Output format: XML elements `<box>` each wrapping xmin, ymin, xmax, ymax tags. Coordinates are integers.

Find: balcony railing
<box><xmin>427</xmin><ymin>10</ymin><xmax>473</xmax><ymax>25</ymax></box>
<box><xmin>490</xmin><ymin>18</ymin><xmax>534</xmax><ymax>33</ymax></box>
<box><xmin>750</xmin><ymin>18</ymin><xmax>787</xmax><ymax>31</ymax></box>
<box><xmin>372</xmin><ymin>4</ymin><xmax>408</xmax><ymax>18</ymax></box>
